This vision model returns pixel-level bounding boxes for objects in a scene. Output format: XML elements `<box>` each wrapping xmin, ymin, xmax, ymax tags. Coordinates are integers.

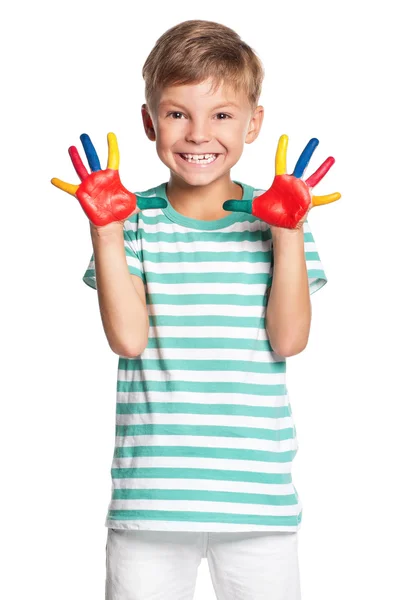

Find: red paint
<box><xmin>252</xmin><ymin>174</ymin><xmax>311</xmax><ymax>229</ymax></box>
<box><xmin>305</xmin><ymin>156</ymin><xmax>335</xmax><ymax>188</ymax></box>
<box><xmin>68</xmin><ymin>146</ymin><xmax>89</xmax><ymax>181</ymax></box>
<box><xmin>75</xmin><ymin>169</ymin><xmax>138</xmax><ymax>226</ymax></box>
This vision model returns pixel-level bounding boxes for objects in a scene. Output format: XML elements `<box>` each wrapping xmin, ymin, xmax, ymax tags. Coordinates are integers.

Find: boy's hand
<box><xmin>223</xmin><ymin>134</ymin><xmax>341</xmax><ymax>229</ymax></box>
<box><xmin>51</xmin><ymin>132</ymin><xmax>167</xmax><ymax>227</ymax></box>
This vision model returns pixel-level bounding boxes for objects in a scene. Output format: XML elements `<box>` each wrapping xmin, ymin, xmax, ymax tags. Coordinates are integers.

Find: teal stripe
<box><xmin>147</xmin><ymin>293</ymin><xmax>269</xmax><ymax>306</ymax></box>
<box><xmin>145</xmin><ymin>337</ymin><xmax>273</xmax><ymax>351</ymax></box>
<box><xmin>117</xmin><ymin>381</ymin><xmax>286</xmax><ymax>396</ymax></box>
<box><xmin>111</xmin><ymin>467</ymin><xmax>292</xmax><ymax>484</ymax></box>
<box><xmin>145</xmin><ymin>271</ymin><xmax>272</xmax><ymax>284</ymax></box>
<box><xmin>136</xmin><ymin>210</ymin><xmax>261</xmax><ymax>227</ymax></box>
<box><xmin>116</xmin><ymin>402</ymin><xmax>290</xmax><ymax>418</ymax></box>
<box><xmin>83</xmin><ymin>276</ymin><xmax>95</xmax><ymax>290</ymax></box>
<box><xmin>141</xmin><ymin>250</ymin><xmax>272</xmax><ymax>263</ymax></box>
<box><xmin>114</xmin><ymin>445</ymin><xmax>296</xmax><ymax>463</ymax></box>
<box><xmin>148</xmin><ymin>315</ymin><xmax>264</xmax><ymax>327</ymax></box>
<box><xmin>304</xmin><ymin>231</ymin><xmax>315</xmax><ymax>242</ymax></box>
<box><xmin>307</xmin><ymin>269</ymin><xmax>326</xmax><ymax>279</ymax></box>
<box><xmin>305</xmin><ymin>251</ymin><xmax>320</xmax><ymax>261</ymax></box>
<box><xmin>113</xmin><ymin>488</ymin><xmax>297</xmax><ymax>506</ymax></box>
<box><xmin>118</xmin><ymin>358</ymin><xmax>285</xmax><ymax>374</ymax></box>
<box><xmin>115</xmin><ymin>424</ymin><xmax>294</xmax><ymax>442</ymax></box>
<box><xmin>128</xmin><ymin>229</ymin><xmax>272</xmax><ymax>244</ymax></box>
<box><xmin>108</xmin><ymin>509</ymin><xmax>301</xmax><ymax>526</ymax></box>
<box><xmin>83</xmin><ymin>270</ymin><xmax>95</xmax><ymax>280</ymax></box>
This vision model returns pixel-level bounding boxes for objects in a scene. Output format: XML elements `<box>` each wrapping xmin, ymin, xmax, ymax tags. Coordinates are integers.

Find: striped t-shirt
<box><xmin>82</xmin><ymin>179</ymin><xmax>327</xmax><ymax>533</ymax></box>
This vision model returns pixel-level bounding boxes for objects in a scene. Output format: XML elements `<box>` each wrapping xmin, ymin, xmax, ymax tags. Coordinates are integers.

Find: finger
<box><xmin>305</xmin><ymin>156</ymin><xmax>335</xmax><ymax>188</ymax></box>
<box><xmin>292</xmin><ymin>138</ymin><xmax>319</xmax><ymax>178</ymax></box>
<box><xmin>275</xmin><ymin>134</ymin><xmax>288</xmax><ymax>175</ymax></box>
<box><xmin>68</xmin><ymin>146</ymin><xmax>89</xmax><ymax>181</ymax></box>
<box><xmin>222</xmin><ymin>199</ymin><xmax>252</xmax><ymax>214</ymax></box>
<box><xmin>312</xmin><ymin>192</ymin><xmax>341</xmax><ymax>206</ymax></box>
<box><xmin>137</xmin><ymin>196</ymin><xmax>169</xmax><ymax>210</ymax></box>
<box><xmin>80</xmin><ymin>133</ymin><xmax>101</xmax><ymax>172</ymax></box>
<box><xmin>51</xmin><ymin>177</ymin><xmax>79</xmax><ymax>196</ymax></box>
<box><xmin>107</xmin><ymin>132</ymin><xmax>120</xmax><ymax>170</ymax></box>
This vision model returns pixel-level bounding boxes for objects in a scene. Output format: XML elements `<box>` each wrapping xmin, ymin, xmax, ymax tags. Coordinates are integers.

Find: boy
<box><xmin>52</xmin><ymin>18</ymin><xmax>339</xmax><ymax>600</ymax></box>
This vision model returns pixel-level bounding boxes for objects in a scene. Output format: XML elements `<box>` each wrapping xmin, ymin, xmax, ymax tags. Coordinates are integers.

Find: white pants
<box><xmin>105</xmin><ymin>528</ymin><xmax>301</xmax><ymax>600</ymax></box>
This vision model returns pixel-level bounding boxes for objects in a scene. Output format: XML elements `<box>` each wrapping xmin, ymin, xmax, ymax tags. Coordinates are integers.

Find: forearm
<box><xmin>265</xmin><ymin>226</ymin><xmax>311</xmax><ymax>357</ymax></box>
<box><xmin>90</xmin><ymin>223</ymin><xmax>149</xmax><ymax>357</ymax></box>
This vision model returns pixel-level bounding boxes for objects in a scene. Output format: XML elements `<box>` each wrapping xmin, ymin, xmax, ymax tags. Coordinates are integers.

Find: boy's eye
<box><xmin>166</xmin><ymin>112</ymin><xmax>231</xmax><ymax>120</ymax></box>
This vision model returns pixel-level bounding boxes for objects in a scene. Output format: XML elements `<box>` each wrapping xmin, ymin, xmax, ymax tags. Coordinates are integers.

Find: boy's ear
<box><xmin>141</xmin><ymin>104</ymin><xmax>156</xmax><ymax>141</ymax></box>
<box><xmin>245</xmin><ymin>105</ymin><xmax>264</xmax><ymax>144</ymax></box>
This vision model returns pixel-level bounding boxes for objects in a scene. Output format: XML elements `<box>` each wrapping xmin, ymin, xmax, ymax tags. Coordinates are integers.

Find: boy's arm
<box><xmin>265</xmin><ymin>225</ymin><xmax>311</xmax><ymax>357</ymax></box>
<box><xmin>90</xmin><ymin>222</ymin><xmax>149</xmax><ymax>357</ymax></box>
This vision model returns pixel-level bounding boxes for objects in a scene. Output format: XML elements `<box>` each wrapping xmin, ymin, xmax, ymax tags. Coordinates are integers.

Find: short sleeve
<box><xmin>82</xmin><ymin>216</ymin><xmax>144</xmax><ymax>290</ymax></box>
<box><xmin>302</xmin><ymin>219</ymin><xmax>327</xmax><ymax>295</ymax></box>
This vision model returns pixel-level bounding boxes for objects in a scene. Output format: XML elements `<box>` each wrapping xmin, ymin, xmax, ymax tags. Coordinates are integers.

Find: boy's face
<box><xmin>141</xmin><ymin>78</ymin><xmax>264</xmax><ymax>186</ymax></box>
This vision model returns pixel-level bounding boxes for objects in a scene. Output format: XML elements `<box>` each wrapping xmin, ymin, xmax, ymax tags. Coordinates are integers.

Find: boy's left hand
<box><xmin>223</xmin><ymin>134</ymin><xmax>341</xmax><ymax>229</ymax></box>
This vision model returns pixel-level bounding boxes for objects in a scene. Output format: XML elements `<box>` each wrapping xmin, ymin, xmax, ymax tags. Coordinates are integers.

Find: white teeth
<box><xmin>180</xmin><ymin>153</ymin><xmax>218</xmax><ymax>164</ymax></box>
<box><xmin>181</xmin><ymin>153</ymin><xmax>216</xmax><ymax>159</ymax></box>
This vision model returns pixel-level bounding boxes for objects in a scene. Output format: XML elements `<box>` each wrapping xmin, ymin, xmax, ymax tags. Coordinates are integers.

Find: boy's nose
<box><xmin>185</xmin><ymin>121</ymin><xmax>212</xmax><ymax>144</ymax></box>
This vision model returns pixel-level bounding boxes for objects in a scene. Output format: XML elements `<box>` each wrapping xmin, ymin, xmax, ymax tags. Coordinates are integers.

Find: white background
<box><xmin>1</xmin><ymin>1</ymin><xmax>397</xmax><ymax>598</ymax></box>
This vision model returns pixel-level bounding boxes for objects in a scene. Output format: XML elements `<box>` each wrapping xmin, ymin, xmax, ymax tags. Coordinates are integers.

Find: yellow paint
<box><xmin>51</xmin><ymin>178</ymin><xmax>78</xmax><ymax>196</ymax></box>
<box><xmin>275</xmin><ymin>134</ymin><xmax>288</xmax><ymax>175</ymax></box>
<box><xmin>312</xmin><ymin>192</ymin><xmax>341</xmax><ymax>206</ymax></box>
<box><xmin>107</xmin><ymin>132</ymin><xmax>120</xmax><ymax>170</ymax></box>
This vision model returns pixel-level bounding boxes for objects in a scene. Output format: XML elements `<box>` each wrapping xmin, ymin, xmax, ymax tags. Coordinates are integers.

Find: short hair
<box><xmin>142</xmin><ymin>20</ymin><xmax>265</xmax><ymax>114</ymax></box>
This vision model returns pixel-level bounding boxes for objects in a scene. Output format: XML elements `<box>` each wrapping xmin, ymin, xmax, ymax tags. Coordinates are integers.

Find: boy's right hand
<box><xmin>51</xmin><ymin>132</ymin><xmax>167</xmax><ymax>228</ymax></box>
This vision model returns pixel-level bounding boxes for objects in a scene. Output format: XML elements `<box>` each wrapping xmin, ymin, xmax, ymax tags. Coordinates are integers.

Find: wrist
<box><xmin>270</xmin><ymin>224</ymin><xmax>304</xmax><ymax>238</ymax></box>
<box><xmin>90</xmin><ymin>220</ymin><xmax>124</xmax><ymax>233</ymax></box>
<box><xmin>90</xmin><ymin>220</ymin><xmax>124</xmax><ymax>241</ymax></box>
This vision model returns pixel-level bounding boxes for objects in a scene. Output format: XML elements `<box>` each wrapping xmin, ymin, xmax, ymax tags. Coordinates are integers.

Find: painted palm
<box><xmin>223</xmin><ymin>135</ymin><xmax>341</xmax><ymax>229</ymax></box>
<box><xmin>51</xmin><ymin>132</ymin><xmax>167</xmax><ymax>226</ymax></box>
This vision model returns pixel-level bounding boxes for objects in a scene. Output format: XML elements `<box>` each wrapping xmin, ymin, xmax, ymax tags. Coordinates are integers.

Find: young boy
<box><xmin>55</xmin><ymin>18</ymin><xmax>337</xmax><ymax>600</ymax></box>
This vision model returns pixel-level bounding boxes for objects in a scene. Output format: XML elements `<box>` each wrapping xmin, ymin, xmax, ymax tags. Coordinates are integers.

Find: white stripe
<box><xmin>117</xmin><ymin>369</ymin><xmax>286</xmax><ymax>386</ymax></box>
<box><xmin>109</xmin><ymin>499</ymin><xmax>298</xmax><ymax>516</ymax></box>
<box><xmin>304</xmin><ymin>241</ymin><xmax>317</xmax><ymax>252</ymax></box>
<box><xmin>306</xmin><ymin>260</ymin><xmax>324</xmax><ymax>271</ymax></box>
<box><xmin>105</xmin><ymin>519</ymin><xmax>301</xmax><ymax>532</ymax></box>
<box><xmin>140</xmin><ymin>261</ymin><xmax>272</xmax><ymax>274</ymax></box>
<box><xmin>115</xmin><ymin>413</ymin><xmax>295</xmax><ymax>430</ymax></box>
<box><xmin>127</xmin><ymin>347</ymin><xmax>279</xmax><ymax>362</ymax></box>
<box><xmin>114</xmin><ymin>435</ymin><xmax>297</xmax><ymax>456</ymax></box>
<box><xmin>146</xmin><ymin>283</ymin><xmax>271</xmax><ymax>297</ymax></box>
<box><xmin>112</xmin><ymin>456</ymin><xmax>296</xmax><ymax>474</ymax></box>
<box><xmin>148</xmin><ymin>324</ymin><xmax>270</xmax><ymax>338</ymax></box>
<box><xmin>115</xmin><ymin>392</ymin><xmax>290</xmax><ymax>408</ymax></box>
<box><xmin>130</xmin><ymin>347</ymin><xmax>276</xmax><ymax>364</ymax></box>
<box><xmin>145</xmin><ymin>326</ymin><xmax>270</xmax><ymax>339</ymax></box>
<box><xmin>112</xmin><ymin>477</ymin><xmax>295</xmax><ymax>493</ymax></box>
<box><xmin>141</xmin><ymin>238</ymin><xmax>273</xmax><ymax>253</ymax></box>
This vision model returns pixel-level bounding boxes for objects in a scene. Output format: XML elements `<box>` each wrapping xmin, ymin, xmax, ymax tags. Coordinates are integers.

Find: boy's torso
<box><xmin>105</xmin><ymin>180</ymin><xmax>301</xmax><ymax>533</ymax></box>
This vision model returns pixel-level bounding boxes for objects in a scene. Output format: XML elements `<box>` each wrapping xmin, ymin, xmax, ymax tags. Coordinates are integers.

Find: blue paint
<box><xmin>80</xmin><ymin>133</ymin><xmax>101</xmax><ymax>172</ymax></box>
<box><xmin>293</xmin><ymin>138</ymin><xmax>319</xmax><ymax>178</ymax></box>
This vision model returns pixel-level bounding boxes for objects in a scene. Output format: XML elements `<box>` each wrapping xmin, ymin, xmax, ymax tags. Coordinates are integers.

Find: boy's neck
<box><xmin>165</xmin><ymin>176</ymin><xmax>243</xmax><ymax>221</ymax></box>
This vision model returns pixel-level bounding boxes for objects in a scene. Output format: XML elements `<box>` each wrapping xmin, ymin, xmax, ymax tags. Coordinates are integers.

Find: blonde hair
<box><xmin>142</xmin><ymin>20</ymin><xmax>265</xmax><ymax>114</ymax></box>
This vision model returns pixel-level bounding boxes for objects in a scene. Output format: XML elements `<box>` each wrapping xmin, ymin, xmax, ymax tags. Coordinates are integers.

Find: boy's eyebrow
<box><xmin>158</xmin><ymin>100</ymin><xmax>241</xmax><ymax>110</ymax></box>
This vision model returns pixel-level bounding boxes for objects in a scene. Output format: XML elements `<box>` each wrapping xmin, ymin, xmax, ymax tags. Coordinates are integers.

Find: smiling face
<box><xmin>141</xmin><ymin>78</ymin><xmax>264</xmax><ymax>188</ymax></box>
